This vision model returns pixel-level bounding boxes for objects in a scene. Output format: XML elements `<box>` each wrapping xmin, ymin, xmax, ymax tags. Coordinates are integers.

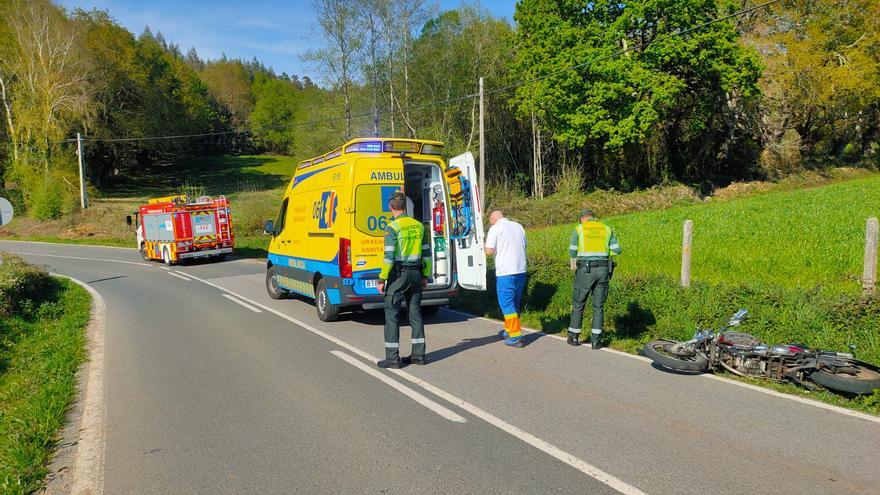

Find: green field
<box><xmin>527</xmin><ymin>174</ymin><xmax>880</xmax><ymax>293</ymax></box>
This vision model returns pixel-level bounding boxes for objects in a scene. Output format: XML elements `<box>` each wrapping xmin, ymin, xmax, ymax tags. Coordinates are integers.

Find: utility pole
<box><xmin>76</xmin><ymin>133</ymin><xmax>88</xmax><ymax>209</ymax></box>
<box><xmin>478</xmin><ymin>77</ymin><xmax>485</xmax><ymax>214</ymax></box>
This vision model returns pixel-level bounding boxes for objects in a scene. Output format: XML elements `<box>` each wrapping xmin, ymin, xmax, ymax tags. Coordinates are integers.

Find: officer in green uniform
<box><xmin>377</xmin><ymin>192</ymin><xmax>433</xmax><ymax>368</ymax></box>
<box><xmin>568</xmin><ymin>209</ymin><xmax>622</xmax><ymax>349</ymax></box>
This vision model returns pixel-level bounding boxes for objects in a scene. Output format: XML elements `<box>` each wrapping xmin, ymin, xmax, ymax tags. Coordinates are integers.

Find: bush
<box><xmin>0</xmin><ymin>253</ymin><xmax>58</xmax><ymax>318</ymax></box>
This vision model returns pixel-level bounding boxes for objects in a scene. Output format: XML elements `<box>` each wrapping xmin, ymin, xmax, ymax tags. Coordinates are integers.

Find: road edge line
<box><xmin>330</xmin><ymin>350</ymin><xmax>466</xmax><ymax>423</ymax></box>
<box><xmin>221</xmin><ymin>293</ymin><xmax>262</xmax><ymax>313</ymax></box>
<box><xmin>10</xmin><ymin>251</ymin><xmax>151</xmax><ymax>267</ymax></box>
<box><xmin>52</xmin><ymin>274</ymin><xmax>107</xmax><ymax>495</ymax></box>
<box><xmin>0</xmin><ymin>239</ymin><xmax>134</xmax><ymax>250</ymax></box>
<box><xmin>167</xmin><ymin>271</ymin><xmax>192</xmax><ymax>281</ymax></box>
<box><xmin>445</xmin><ymin>309</ymin><xmax>880</xmax><ymax>424</ymax></box>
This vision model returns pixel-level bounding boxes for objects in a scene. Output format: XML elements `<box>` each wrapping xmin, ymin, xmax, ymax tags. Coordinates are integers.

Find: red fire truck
<box><xmin>127</xmin><ymin>195</ymin><xmax>235</xmax><ymax>265</ymax></box>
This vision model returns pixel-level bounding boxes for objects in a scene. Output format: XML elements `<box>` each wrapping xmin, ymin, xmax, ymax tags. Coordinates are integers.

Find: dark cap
<box><xmin>579</xmin><ymin>209</ymin><xmax>595</xmax><ymax>219</ymax></box>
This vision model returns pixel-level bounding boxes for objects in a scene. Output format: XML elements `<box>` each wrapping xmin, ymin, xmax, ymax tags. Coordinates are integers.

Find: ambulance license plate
<box><xmin>364</xmin><ymin>279</ymin><xmax>380</xmax><ymax>288</ymax></box>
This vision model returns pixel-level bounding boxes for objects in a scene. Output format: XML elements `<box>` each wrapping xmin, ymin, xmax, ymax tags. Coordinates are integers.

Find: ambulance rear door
<box><xmin>447</xmin><ymin>152</ymin><xmax>486</xmax><ymax>291</ymax></box>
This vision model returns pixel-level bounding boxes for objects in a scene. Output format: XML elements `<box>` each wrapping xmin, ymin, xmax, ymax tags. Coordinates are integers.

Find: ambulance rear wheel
<box><xmin>266</xmin><ymin>267</ymin><xmax>288</xmax><ymax>300</ymax></box>
<box><xmin>316</xmin><ymin>279</ymin><xmax>340</xmax><ymax>322</ymax></box>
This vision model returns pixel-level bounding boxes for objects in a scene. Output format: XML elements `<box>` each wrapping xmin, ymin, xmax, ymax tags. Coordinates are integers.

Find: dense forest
<box><xmin>0</xmin><ymin>0</ymin><xmax>878</xmax><ymax>218</ymax></box>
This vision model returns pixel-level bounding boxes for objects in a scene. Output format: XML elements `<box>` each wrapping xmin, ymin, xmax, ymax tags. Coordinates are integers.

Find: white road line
<box><xmin>221</xmin><ymin>293</ymin><xmax>262</xmax><ymax>313</ymax></box>
<box><xmin>52</xmin><ymin>274</ymin><xmax>107</xmax><ymax>495</ymax></box>
<box><xmin>179</xmin><ymin>271</ymin><xmax>646</xmax><ymax>495</ymax></box>
<box><xmin>8</xmin><ymin>251</ymin><xmax>152</xmax><ymax>267</ymax></box>
<box><xmin>158</xmin><ymin>266</ymin><xmax>171</xmax><ymax>271</ymax></box>
<box><xmin>447</xmin><ymin>309</ymin><xmax>880</xmax><ymax>425</ymax></box>
<box><xmin>386</xmin><ymin>366</ymin><xmax>647</xmax><ymax>495</ymax></box>
<box><xmin>330</xmin><ymin>350</ymin><xmax>466</xmax><ymax>424</ymax></box>
<box><xmin>0</xmin><ymin>239</ymin><xmax>134</xmax><ymax>250</ymax></box>
<box><xmin>167</xmin><ymin>271</ymin><xmax>191</xmax><ymax>281</ymax></box>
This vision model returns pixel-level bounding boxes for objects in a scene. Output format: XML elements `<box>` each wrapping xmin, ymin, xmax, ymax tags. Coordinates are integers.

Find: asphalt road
<box><xmin>3</xmin><ymin>240</ymin><xmax>879</xmax><ymax>495</ymax></box>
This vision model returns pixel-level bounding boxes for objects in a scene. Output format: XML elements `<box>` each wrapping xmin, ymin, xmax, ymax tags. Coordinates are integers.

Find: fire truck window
<box><xmin>276</xmin><ymin>198</ymin><xmax>289</xmax><ymax>234</ymax></box>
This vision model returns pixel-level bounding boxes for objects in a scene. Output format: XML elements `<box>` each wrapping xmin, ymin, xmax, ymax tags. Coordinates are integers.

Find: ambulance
<box><xmin>263</xmin><ymin>138</ymin><xmax>486</xmax><ymax>321</ymax></box>
<box><xmin>128</xmin><ymin>195</ymin><xmax>235</xmax><ymax>265</ymax></box>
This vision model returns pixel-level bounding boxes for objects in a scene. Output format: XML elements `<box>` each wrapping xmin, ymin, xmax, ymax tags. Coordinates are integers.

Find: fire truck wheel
<box><xmin>316</xmin><ymin>279</ymin><xmax>340</xmax><ymax>322</ymax></box>
<box><xmin>266</xmin><ymin>267</ymin><xmax>289</xmax><ymax>300</ymax></box>
<box><xmin>162</xmin><ymin>247</ymin><xmax>174</xmax><ymax>266</ymax></box>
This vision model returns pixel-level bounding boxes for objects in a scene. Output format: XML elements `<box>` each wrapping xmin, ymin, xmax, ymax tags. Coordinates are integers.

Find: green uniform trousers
<box><xmin>384</xmin><ymin>265</ymin><xmax>425</xmax><ymax>360</ymax></box>
<box><xmin>569</xmin><ymin>264</ymin><xmax>610</xmax><ymax>337</ymax></box>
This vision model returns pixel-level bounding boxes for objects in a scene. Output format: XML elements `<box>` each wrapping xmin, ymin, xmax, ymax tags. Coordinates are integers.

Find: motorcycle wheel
<box><xmin>643</xmin><ymin>340</ymin><xmax>709</xmax><ymax>372</ymax></box>
<box><xmin>810</xmin><ymin>365</ymin><xmax>880</xmax><ymax>395</ymax></box>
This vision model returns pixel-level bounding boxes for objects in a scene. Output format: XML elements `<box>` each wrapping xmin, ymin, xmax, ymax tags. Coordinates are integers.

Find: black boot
<box><xmin>409</xmin><ymin>355</ymin><xmax>428</xmax><ymax>365</ymax></box>
<box><xmin>377</xmin><ymin>357</ymin><xmax>403</xmax><ymax>369</ymax></box>
<box><xmin>590</xmin><ymin>333</ymin><xmax>601</xmax><ymax>350</ymax></box>
<box><xmin>567</xmin><ymin>332</ymin><xmax>580</xmax><ymax>346</ymax></box>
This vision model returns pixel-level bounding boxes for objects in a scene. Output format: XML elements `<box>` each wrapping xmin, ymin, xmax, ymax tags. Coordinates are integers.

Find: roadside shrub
<box><xmin>0</xmin><ymin>253</ymin><xmax>58</xmax><ymax>318</ymax></box>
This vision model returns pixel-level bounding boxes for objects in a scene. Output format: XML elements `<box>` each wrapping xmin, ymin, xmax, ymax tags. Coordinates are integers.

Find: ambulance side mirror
<box><xmin>263</xmin><ymin>219</ymin><xmax>275</xmax><ymax>236</ymax></box>
<box><xmin>125</xmin><ymin>215</ymin><xmax>132</xmax><ymax>226</ymax></box>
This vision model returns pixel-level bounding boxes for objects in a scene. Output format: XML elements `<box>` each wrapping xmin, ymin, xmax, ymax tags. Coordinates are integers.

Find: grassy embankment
<box><xmin>0</xmin><ymin>254</ymin><xmax>90</xmax><ymax>494</ymax></box>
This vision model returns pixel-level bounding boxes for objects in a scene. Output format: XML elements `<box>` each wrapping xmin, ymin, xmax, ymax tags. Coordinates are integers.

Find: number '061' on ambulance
<box><xmin>263</xmin><ymin>138</ymin><xmax>486</xmax><ymax>321</ymax></box>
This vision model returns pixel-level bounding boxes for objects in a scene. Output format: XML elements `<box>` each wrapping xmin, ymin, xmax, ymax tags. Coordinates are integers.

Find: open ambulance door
<box><xmin>447</xmin><ymin>152</ymin><xmax>486</xmax><ymax>291</ymax></box>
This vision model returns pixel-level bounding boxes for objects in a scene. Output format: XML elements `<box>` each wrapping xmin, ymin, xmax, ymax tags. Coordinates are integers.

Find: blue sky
<box><xmin>57</xmin><ymin>0</ymin><xmax>515</xmax><ymax>78</ymax></box>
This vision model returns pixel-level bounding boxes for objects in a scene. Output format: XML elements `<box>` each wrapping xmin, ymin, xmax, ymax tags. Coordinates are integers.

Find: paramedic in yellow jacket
<box><xmin>568</xmin><ymin>209</ymin><xmax>621</xmax><ymax>349</ymax></box>
<box><xmin>376</xmin><ymin>192</ymin><xmax>433</xmax><ymax>369</ymax></box>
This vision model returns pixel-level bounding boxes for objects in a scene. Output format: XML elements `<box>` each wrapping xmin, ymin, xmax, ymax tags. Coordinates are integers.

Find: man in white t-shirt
<box><xmin>485</xmin><ymin>210</ymin><xmax>527</xmax><ymax>347</ymax></box>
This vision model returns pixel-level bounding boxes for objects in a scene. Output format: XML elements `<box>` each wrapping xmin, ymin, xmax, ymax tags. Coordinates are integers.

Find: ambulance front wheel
<box><xmin>316</xmin><ymin>279</ymin><xmax>340</xmax><ymax>322</ymax></box>
<box><xmin>139</xmin><ymin>243</ymin><xmax>149</xmax><ymax>261</ymax></box>
<box><xmin>266</xmin><ymin>267</ymin><xmax>289</xmax><ymax>300</ymax></box>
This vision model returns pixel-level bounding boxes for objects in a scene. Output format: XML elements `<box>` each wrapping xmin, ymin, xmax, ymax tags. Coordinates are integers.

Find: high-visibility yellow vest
<box><xmin>576</xmin><ymin>221</ymin><xmax>613</xmax><ymax>258</ymax></box>
<box><xmin>380</xmin><ymin>215</ymin><xmax>432</xmax><ymax>279</ymax></box>
<box><xmin>389</xmin><ymin>216</ymin><xmax>423</xmax><ymax>262</ymax></box>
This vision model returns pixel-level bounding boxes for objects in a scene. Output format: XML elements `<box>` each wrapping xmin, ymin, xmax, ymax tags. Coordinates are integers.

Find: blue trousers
<box><xmin>496</xmin><ymin>273</ymin><xmax>526</xmax><ymax>339</ymax></box>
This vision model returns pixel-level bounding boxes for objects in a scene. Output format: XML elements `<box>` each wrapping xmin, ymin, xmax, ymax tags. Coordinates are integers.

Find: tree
<box><xmin>0</xmin><ymin>0</ymin><xmax>91</xmax><ymax>164</ymax></box>
<box><xmin>249</xmin><ymin>74</ymin><xmax>298</xmax><ymax>153</ymax></box>
<box><xmin>200</xmin><ymin>59</ymin><xmax>255</xmax><ymax>128</ymax></box>
<box><xmin>745</xmin><ymin>0</ymin><xmax>880</xmax><ymax>174</ymax></box>
<box><xmin>306</xmin><ymin>0</ymin><xmax>363</xmax><ymax>140</ymax></box>
<box><xmin>512</xmin><ymin>0</ymin><xmax>762</xmax><ymax>187</ymax></box>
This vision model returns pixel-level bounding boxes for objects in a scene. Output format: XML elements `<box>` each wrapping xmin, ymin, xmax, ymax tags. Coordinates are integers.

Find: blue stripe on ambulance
<box><xmin>290</xmin><ymin>163</ymin><xmax>342</xmax><ymax>190</ymax></box>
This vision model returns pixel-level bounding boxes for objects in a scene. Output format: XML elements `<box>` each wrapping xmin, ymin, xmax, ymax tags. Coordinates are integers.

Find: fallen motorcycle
<box><xmin>642</xmin><ymin>310</ymin><xmax>880</xmax><ymax>395</ymax></box>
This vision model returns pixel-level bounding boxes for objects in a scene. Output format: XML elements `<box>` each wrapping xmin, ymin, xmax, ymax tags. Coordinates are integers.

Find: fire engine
<box><xmin>127</xmin><ymin>195</ymin><xmax>235</xmax><ymax>265</ymax></box>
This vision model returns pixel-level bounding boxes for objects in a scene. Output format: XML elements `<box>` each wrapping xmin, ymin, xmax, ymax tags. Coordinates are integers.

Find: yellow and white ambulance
<box><xmin>263</xmin><ymin>138</ymin><xmax>486</xmax><ymax>321</ymax></box>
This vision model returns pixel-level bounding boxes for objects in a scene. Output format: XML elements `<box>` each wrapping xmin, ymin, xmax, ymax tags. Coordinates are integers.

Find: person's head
<box><xmin>388</xmin><ymin>192</ymin><xmax>406</xmax><ymax>216</ymax></box>
<box><xmin>489</xmin><ymin>210</ymin><xmax>504</xmax><ymax>225</ymax></box>
<box><xmin>579</xmin><ymin>208</ymin><xmax>595</xmax><ymax>223</ymax></box>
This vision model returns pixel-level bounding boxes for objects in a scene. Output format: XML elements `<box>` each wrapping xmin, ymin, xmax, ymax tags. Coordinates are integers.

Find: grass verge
<box><xmin>527</xmin><ymin>174</ymin><xmax>880</xmax><ymax>293</ymax></box>
<box><xmin>0</xmin><ymin>254</ymin><xmax>90</xmax><ymax>494</ymax></box>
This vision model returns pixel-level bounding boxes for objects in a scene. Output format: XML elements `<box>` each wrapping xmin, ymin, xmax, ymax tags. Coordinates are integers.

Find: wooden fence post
<box><xmin>865</xmin><ymin>217</ymin><xmax>878</xmax><ymax>294</ymax></box>
<box><xmin>681</xmin><ymin>220</ymin><xmax>693</xmax><ymax>288</ymax></box>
